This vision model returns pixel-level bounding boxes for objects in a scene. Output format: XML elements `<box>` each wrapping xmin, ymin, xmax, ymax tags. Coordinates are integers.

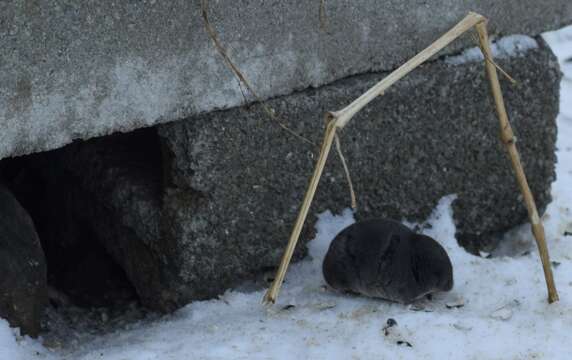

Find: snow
<box><xmin>445</xmin><ymin>34</ymin><xmax>538</xmax><ymax>65</ymax></box>
<box><xmin>2</xmin><ymin>25</ymin><xmax>572</xmax><ymax>360</ymax></box>
<box><xmin>0</xmin><ymin>319</ymin><xmax>48</xmax><ymax>360</ymax></box>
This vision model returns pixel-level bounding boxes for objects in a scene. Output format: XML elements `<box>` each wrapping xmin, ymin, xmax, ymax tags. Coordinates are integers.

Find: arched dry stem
<box><xmin>263</xmin><ymin>11</ymin><xmax>558</xmax><ymax>305</ymax></box>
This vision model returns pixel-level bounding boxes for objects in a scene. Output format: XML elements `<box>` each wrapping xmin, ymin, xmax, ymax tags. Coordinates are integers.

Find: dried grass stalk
<box><xmin>334</xmin><ymin>134</ymin><xmax>357</xmax><ymax>210</ymax></box>
<box><xmin>200</xmin><ymin>0</ymin><xmax>314</xmax><ymax>146</ymax></box>
<box><xmin>475</xmin><ymin>21</ymin><xmax>558</xmax><ymax>303</ymax></box>
<box><xmin>263</xmin><ymin>116</ymin><xmax>338</xmax><ymax>304</ymax></box>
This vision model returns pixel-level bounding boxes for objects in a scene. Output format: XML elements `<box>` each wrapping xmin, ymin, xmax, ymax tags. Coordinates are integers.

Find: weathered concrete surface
<box><xmin>11</xmin><ymin>37</ymin><xmax>557</xmax><ymax>311</ymax></box>
<box><xmin>1</xmin><ymin>0</ymin><xmax>570</xmax><ymax>159</ymax></box>
<box><xmin>159</xmin><ymin>37</ymin><xmax>559</xmax><ymax>270</ymax></box>
<box><xmin>0</xmin><ymin>183</ymin><xmax>47</xmax><ymax>337</ymax></box>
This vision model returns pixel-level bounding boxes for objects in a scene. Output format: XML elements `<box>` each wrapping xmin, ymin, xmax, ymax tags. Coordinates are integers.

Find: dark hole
<box><xmin>0</xmin><ymin>127</ymin><xmax>162</xmax><ymax>309</ymax></box>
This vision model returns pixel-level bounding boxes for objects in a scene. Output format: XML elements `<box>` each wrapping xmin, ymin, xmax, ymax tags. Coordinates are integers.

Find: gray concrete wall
<box><xmin>16</xmin><ymin>38</ymin><xmax>556</xmax><ymax>310</ymax></box>
<box><xmin>1</xmin><ymin>0</ymin><xmax>571</xmax><ymax>159</ymax></box>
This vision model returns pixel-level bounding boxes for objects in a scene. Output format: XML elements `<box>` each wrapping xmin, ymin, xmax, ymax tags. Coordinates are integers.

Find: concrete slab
<box><xmin>1</xmin><ymin>0</ymin><xmax>570</xmax><ymax>159</ymax></box>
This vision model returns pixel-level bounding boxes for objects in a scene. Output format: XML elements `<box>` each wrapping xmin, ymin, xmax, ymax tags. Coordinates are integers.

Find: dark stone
<box><xmin>0</xmin><ymin>183</ymin><xmax>47</xmax><ymax>337</ymax></box>
<box><xmin>322</xmin><ymin>219</ymin><xmax>453</xmax><ymax>303</ymax></box>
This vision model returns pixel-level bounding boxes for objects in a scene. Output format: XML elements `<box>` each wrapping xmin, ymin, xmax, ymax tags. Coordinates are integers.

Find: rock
<box><xmin>0</xmin><ymin>183</ymin><xmax>47</xmax><ymax>337</ymax></box>
<box><xmin>322</xmin><ymin>219</ymin><xmax>453</xmax><ymax>303</ymax></box>
<box><xmin>1</xmin><ymin>1</ymin><xmax>570</xmax><ymax>160</ymax></box>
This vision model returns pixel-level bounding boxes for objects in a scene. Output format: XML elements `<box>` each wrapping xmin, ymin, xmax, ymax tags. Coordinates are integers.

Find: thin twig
<box><xmin>334</xmin><ymin>133</ymin><xmax>357</xmax><ymax>210</ymax></box>
<box><xmin>470</xmin><ymin>32</ymin><xmax>517</xmax><ymax>84</ymax></box>
<box><xmin>319</xmin><ymin>0</ymin><xmax>328</xmax><ymax>31</ymax></box>
<box><xmin>200</xmin><ymin>0</ymin><xmax>315</xmax><ymax>146</ymax></box>
<box><xmin>202</xmin><ymin>0</ymin><xmax>360</xmax><ymax>209</ymax></box>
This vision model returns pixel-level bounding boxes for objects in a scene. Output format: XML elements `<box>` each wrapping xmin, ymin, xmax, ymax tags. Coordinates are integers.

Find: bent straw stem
<box><xmin>263</xmin><ymin>12</ymin><xmax>486</xmax><ymax>304</ymax></box>
<box><xmin>475</xmin><ymin>21</ymin><xmax>558</xmax><ymax>303</ymax></box>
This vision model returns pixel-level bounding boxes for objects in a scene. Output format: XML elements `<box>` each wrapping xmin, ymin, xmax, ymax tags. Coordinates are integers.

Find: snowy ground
<box><xmin>2</xmin><ymin>26</ymin><xmax>572</xmax><ymax>360</ymax></box>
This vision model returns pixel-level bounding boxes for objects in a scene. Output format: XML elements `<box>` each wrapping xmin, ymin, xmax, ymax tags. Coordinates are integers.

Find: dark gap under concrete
<box><xmin>0</xmin><ymin>127</ymin><xmax>163</xmax><ymax>311</ymax></box>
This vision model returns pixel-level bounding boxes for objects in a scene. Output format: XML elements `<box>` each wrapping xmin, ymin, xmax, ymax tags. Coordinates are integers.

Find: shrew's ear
<box><xmin>411</xmin><ymin>234</ymin><xmax>453</xmax><ymax>291</ymax></box>
<box><xmin>412</xmin><ymin>234</ymin><xmax>447</xmax><ymax>259</ymax></box>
